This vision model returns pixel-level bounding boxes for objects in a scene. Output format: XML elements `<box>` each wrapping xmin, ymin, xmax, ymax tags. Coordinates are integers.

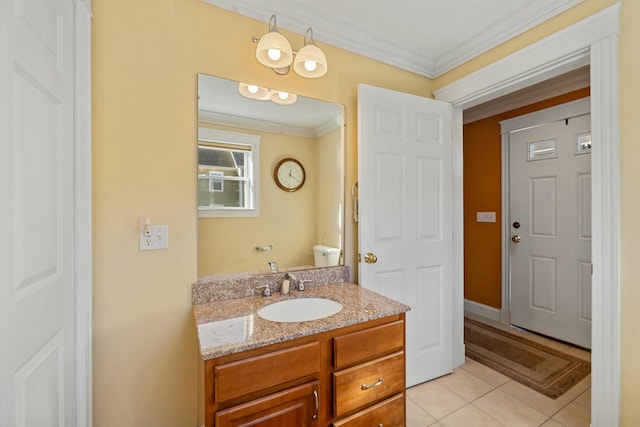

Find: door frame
<box><xmin>74</xmin><ymin>1</ymin><xmax>93</xmax><ymax>426</ymax></box>
<box><xmin>434</xmin><ymin>3</ymin><xmax>620</xmax><ymax>426</ymax></box>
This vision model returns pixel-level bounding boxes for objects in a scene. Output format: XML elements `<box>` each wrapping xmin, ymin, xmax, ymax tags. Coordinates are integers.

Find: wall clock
<box><xmin>274</xmin><ymin>158</ymin><xmax>306</xmax><ymax>192</ymax></box>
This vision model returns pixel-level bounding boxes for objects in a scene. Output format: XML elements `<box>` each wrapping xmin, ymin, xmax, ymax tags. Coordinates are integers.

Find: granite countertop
<box><xmin>194</xmin><ymin>283</ymin><xmax>410</xmax><ymax>360</ymax></box>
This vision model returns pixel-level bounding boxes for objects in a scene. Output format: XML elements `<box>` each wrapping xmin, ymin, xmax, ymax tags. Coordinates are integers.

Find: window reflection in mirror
<box><xmin>197</xmin><ymin>74</ymin><xmax>345</xmax><ymax>277</ymax></box>
<box><xmin>198</xmin><ymin>128</ymin><xmax>260</xmax><ymax>217</ymax></box>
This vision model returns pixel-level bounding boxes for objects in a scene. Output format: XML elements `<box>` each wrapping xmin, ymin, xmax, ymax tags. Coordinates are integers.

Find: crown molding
<box><xmin>433</xmin><ymin>0</ymin><xmax>583</xmax><ymax>77</ymax></box>
<box><xmin>201</xmin><ymin>0</ymin><xmax>583</xmax><ymax>78</ymax></box>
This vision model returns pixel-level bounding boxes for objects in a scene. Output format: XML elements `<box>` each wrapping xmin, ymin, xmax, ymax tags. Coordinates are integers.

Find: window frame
<box><xmin>198</xmin><ymin>128</ymin><xmax>260</xmax><ymax>218</ymax></box>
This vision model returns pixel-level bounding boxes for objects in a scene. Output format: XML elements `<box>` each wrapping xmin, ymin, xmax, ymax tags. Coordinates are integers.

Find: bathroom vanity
<box><xmin>193</xmin><ymin>268</ymin><xmax>410</xmax><ymax>427</ymax></box>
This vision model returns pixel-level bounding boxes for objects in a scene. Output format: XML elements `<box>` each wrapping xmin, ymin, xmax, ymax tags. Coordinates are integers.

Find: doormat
<box><xmin>464</xmin><ymin>317</ymin><xmax>590</xmax><ymax>399</ymax></box>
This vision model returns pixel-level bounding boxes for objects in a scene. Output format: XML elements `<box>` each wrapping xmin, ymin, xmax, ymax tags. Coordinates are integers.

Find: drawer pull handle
<box><xmin>361</xmin><ymin>377</ymin><xmax>383</xmax><ymax>390</ymax></box>
<box><xmin>312</xmin><ymin>390</ymin><xmax>318</xmax><ymax>420</ymax></box>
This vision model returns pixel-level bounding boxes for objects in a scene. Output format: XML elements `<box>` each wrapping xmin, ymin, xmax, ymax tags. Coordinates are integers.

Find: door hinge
<box><xmin>357</xmin><ymin>253</ymin><xmax>361</xmax><ymax>263</ymax></box>
<box><xmin>591</xmin><ymin>263</ymin><xmax>594</xmax><ymax>275</ymax></box>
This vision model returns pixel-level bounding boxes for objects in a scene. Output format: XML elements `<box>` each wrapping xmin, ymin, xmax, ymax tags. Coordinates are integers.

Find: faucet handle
<box><xmin>298</xmin><ymin>280</ymin><xmax>312</xmax><ymax>291</ymax></box>
<box><xmin>255</xmin><ymin>284</ymin><xmax>271</xmax><ymax>297</ymax></box>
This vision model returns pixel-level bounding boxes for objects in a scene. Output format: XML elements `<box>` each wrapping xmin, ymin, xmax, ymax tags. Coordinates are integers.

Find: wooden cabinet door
<box><xmin>215</xmin><ymin>381</ymin><xmax>319</xmax><ymax>427</ymax></box>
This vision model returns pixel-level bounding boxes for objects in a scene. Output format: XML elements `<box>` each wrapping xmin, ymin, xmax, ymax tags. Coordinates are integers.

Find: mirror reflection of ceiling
<box><xmin>198</xmin><ymin>75</ymin><xmax>342</xmax><ymax>138</ymax></box>
<box><xmin>201</xmin><ymin>0</ymin><xmax>583</xmax><ymax>78</ymax></box>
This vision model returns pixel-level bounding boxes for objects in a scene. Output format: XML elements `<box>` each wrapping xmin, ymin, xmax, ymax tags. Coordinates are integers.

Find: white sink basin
<box><xmin>257</xmin><ymin>298</ymin><xmax>343</xmax><ymax>323</ymax></box>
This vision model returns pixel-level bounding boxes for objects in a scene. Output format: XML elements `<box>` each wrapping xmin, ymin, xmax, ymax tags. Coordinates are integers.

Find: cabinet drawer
<box><xmin>332</xmin><ymin>393</ymin><xmax>404</xmax><ymax>427</ymax></box>
<box><xmin>216</xmin><ymin>381</ymin><xmax>319</xmax><ymax>427</ymax></box>
<box><xmin>215</xmin><ymin>342</ymin><xmax>319</xmax><ymax>403</ymax></box>
<box><xmin>333</xmin><ymin>320</ymin><xmax>404</xmax><ymax>370</ymax></box>
<box><xmin>333</xmin><ymin>352</ymin><xmax>404</xmax><ymax>417</ymax></box>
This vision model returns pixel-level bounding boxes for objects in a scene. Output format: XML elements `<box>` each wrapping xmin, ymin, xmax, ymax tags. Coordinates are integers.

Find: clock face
<box><xmin>274</xmin><ymin>158</ymin><xmax>306</xmax><ymax>192</ymax></box>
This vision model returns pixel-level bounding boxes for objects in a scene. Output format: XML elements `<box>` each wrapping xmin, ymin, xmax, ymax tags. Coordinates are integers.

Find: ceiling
<box><xmin>202</xmin><ymin>0</ymin><xmax>584</xmax><ymax>78</ymax></box>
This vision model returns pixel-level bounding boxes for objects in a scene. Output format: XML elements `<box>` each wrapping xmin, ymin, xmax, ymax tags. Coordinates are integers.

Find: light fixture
<box><xmin>238</xmin><ymin>83</ymin><xmax>298</xmax><ymax>105</ymax></box>
<box><xmin>254</xmin><ymin>15</ymin><xmax>293</xmax><ymax>71</ymax></box>
<box><xmin>293</xmin><ymin>28</ymin><xmax>327</xmax><ymax>78</ymax></box>
<box><xmin>253</xmin><ymin>15</ymin><xmax>328</xmax><ymax>78</ymax></box>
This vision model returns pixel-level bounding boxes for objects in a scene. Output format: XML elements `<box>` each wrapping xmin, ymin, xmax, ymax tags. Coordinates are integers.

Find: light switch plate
<box><xmin>139</xmin><ymin>225</ymin><xmax>169</xmax><ymax>250</ymax></box>
<box><xmin>476</xmin><ymin>212</ymin><xmax>496</xmax><ymax>223</ymax></box>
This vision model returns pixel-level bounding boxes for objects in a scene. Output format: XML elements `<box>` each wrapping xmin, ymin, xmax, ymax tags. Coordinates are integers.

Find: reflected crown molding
<box><xmin>198</xmin><ymin>109</ymin><xmax>340</xmax><ymax>139</ymax></box>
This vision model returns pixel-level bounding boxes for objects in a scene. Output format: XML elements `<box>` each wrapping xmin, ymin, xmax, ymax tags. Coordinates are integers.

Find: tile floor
<box><xmin>406</xmin><ymin>313</ymin><xmax>592</xmax><ymax>427</ymax></box>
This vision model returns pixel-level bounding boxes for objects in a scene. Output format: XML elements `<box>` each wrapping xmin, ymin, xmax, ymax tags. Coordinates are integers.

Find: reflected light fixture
<box><xmin>238</xmin><ymin>82</ymin><xmax>298</xmax><ymax>105</ymax></box>
<box><xmin>238</xmin><ymin>82</ymin><xmax>270</xmax><ymax>100</ymax></box>
<box><xmin>270</xmin><ymin>90</ymin><xmax>297</xmax><ymax>105</ymax></box>
<box><xmin>253</xmin><ymin>14</ymin><xmax>328</xmax><ymax>78</ymax></box>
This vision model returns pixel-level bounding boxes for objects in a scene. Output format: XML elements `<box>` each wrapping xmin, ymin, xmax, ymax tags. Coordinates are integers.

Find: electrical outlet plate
<box><xmin>476</xmin><ymin>212</ymin><xmax>496</xmax><ymax>223</ymax></box>
<box><xmin>139</xmin><ymin>225</ymin><xmax>169</xmax><ymax>250</ymax></box>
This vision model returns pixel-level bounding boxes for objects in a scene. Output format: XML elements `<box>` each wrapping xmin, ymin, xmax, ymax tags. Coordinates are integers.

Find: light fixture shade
<box><xmin>256</xmin><ymin>31</ymin><xmax>293</xmax><ymax>69</ymax></box>
<box><xmin>238</xmin><ymin>82</ymin><xmax>270</xmax><ymax>100</ymax></box>
<box><xmin>293</xmin><ymin>43</ymin><xmax>328</xmax><ymax>78</ymax></box>
<box><xmin>270</xmin><ymin>90</ymin><xmax>297</xmax><ymax>105</ymax></box>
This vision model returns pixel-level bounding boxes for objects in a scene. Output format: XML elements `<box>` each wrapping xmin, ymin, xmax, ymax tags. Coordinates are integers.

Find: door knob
<box><xmin>511</xmin><ymin>235</ymin><xmax>521</xmax><ymax>243</ymax></box>
<box><xmin>364</xmin><ymin>252</ymin><xmax>378</xmax><ymax>264</ymax></box>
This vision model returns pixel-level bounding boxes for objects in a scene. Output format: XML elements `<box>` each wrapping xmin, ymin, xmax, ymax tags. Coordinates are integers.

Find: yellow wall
<box><xmin>92</xmin><ymin>1</ymin><xmax>429</xmax><ymax>425</ymax></box>
<box><xmin>463</xmin><ymin>88</ymin><xmax>590</xmax><ymax>309</ymax></box>
<box><xmin>434</xmin><ymin>0</ymin><xmax>640</xmax><ymax>423</ymax></box>
<box><xmin>197</xmin><ymin>124</ymin><xmax>318</xmax><ymax>276</ymax></box>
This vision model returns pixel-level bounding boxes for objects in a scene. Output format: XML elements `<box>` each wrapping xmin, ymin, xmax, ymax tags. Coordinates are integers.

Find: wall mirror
<box><xmin>197</xmin><ymin>73</ymin><xmax>345</xmax><ymax>278</ymax></box>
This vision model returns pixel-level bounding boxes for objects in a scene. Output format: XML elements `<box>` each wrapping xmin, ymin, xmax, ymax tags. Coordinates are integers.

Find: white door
<box><xmin>0</xmin><ymin>0</ymin><xmax>79</xmax><ymax>425</ymax></box>
<box><xmin>506</xmin><ymin>99</ymin><xmax>591</xmax><ymax>348</ymax></box>
<box><xmin>358</xmin><ymin>84</ymin><xmax>453</xmax><ymax>387</ymax></box>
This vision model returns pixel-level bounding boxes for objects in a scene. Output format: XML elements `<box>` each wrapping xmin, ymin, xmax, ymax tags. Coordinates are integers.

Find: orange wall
<box><xmin>463</xmin><ymin>87</ymin><xmax>590</xmax><ymax>308</ymax></box>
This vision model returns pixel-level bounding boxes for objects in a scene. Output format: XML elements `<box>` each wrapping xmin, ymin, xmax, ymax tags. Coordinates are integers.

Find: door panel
<box><xmin>358</xmin><ymin>84</ymin><xmax>453</xmax><ymax>386</ymax></box>
<box><xmin>531</xmin><ymin>177</ymin><xmax>556</xmax><ymax>237</ymax></box>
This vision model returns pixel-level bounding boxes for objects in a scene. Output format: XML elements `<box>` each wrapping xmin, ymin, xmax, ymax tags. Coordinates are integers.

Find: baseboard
<box><xmin>464</xmin><ymin>299</ymin><xmax>501</xmax><ymax>322</ymax></box>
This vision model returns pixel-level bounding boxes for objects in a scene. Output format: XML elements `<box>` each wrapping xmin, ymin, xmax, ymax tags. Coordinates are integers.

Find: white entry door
<box><xmin>0</xmin><ymin>0</ymin><xmax>80</xmax><ymax>425</ymax></box>
<box><xmin>358</xmin><ymin>84</ymin><xmax>453</xmax><ymax>387</ymax></box>
<box><xmin>506</xmin><ymin>99</ymin><xmax>591</xmax><ymax>348</ymax></box>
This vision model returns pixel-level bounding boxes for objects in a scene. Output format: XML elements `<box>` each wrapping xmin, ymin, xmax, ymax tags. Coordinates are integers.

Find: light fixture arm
<box><xmin>303</xmin><ymin>28</ymin><xmax>317</xmax><ymax>46</ymax></box>
<box><xmin>268</xmin><ymin>14</ymin><xmax>278</xmax><ymax>33</ymax></box>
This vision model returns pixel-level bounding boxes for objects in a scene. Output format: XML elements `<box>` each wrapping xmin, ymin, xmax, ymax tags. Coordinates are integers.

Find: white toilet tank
<box><xmin>313</xmin><ymin>245</ymin><xmax>340</xmax><ymax>267</ymax></box>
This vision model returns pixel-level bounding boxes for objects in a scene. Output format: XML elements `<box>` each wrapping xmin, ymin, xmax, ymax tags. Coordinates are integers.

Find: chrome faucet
<box><xmin>282</xmin><ymin>272</ymin><xmax>298</xmax><ymax>296</ymax></box>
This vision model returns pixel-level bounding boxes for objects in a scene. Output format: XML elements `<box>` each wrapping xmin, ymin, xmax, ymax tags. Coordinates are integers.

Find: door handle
<box><xmin>364</xmin><ymin>252</ymin><xmax>378</xmax><ymax>264</ymax></box>
<box><xmin>511</xmin><ymin>235</ymin><xmax>522</xmax><ymax>243</ymax></box>
<box><xmin>361</xmin><ymin>377</ymin><xmax>383</xmax><ymax>390</ymax></box>
<box><xmin>312</xmin><ymin>390</ymin><xmax>318</xmax><ymax>420</ymax></box>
